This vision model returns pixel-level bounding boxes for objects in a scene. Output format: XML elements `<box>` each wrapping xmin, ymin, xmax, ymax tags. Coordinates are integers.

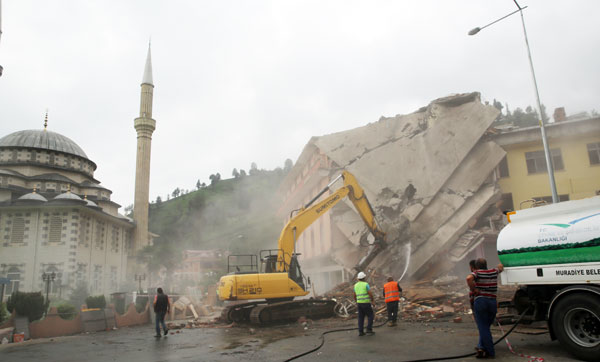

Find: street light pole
<box><xmin>469</xmin><ymin>1</ymin><xmax>559</xmax><ymax>203</ymax></box>
<box><xmin>42</xmin><ymin>272</ymin><xmax>56</xmax><ymax>304</ymax></box>
<box><xmin>135</xmin><ymin>273</ymin><xmax>146</xmax><ymax>293</ymax></box>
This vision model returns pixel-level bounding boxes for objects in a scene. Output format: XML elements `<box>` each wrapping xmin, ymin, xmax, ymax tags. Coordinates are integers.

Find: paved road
<box><xmin>0</xmin><ymin>317</ymin><xmax>580</xmax><ymax>362</ymax></box>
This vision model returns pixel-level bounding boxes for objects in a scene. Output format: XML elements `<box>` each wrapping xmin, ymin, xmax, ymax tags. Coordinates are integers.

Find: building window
<box><xmin>110</xmin><ymin>267</ymin><xmax>118</xmax><ymax>291</ymax></box>
<box><xmin>79</xmin><ymin>215</ymin><xmax>89</xmax><ymax>245</ymax></box>
<box><xmin>525</xmin><ymin>149</ymin><xmax>564</xmax><ymax>174</ymax></box>
<box><xmin>498</xmin><ymin>156</ymin><xmax>509</xmax><ymax>178</ymax></box>
<box><xmin>10</xmin><ymin>217</ymin><xmax>25</xmax><ymax>243</ymax></box>
<box><xmin>588</xmin><ymin>142</ymin><xmax>600</xmax><ymax>165</ymax></box>
<box><xmin>111</xmin><ymin>226</ymin><xmax>120</xmax><ymax>253</ymax></box>
<box><xmin>6</xmin><ymin>267</ymin><xmax>20</xmax><ymax>294</ymax></box>
<box><xmin>75</xmin><ymin>263</ymin><xmax>86</xmax><ymax>284</ymax></box>
<box><xmin>95</xmin><ymin>221</ymin><xmax>105</xmax><ymax>249</ymax></box>
<box><xmin>43</xmin><ymin>266</ymin><xmax>61</xmax><ymax>295</ymax></box>
<box><xmin>501</xmin><ymin>193</ymin><xmax>514</xmax><ymax>212</ymax></box>
<box><xmin>49</xmin><ymin>215</ymin><xmax>63</xmax><ymax>243</ymax></box>
<box><xmin>93</xmin><ymin>265</ymin><xmax>102</xmax><ymax>292</ymax></box>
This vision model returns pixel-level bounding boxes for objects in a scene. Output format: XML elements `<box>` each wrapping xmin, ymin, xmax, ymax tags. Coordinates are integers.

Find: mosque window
<box><xmin>75</xmin><ymin>263</ymin><xmax>86</xmax><ymax>284</ymax></box>
<box><xmin>10</xmin><ymin>216</ymin><xmax>25</xmax><ymax>243</ymax></box>
<box><xmin>44</xmin><ymin>266</ymin><xmax>62</xmax><ymax>294</ymax></box>
<box><xmin>93</xmin><ymin>265</ymin><xmax>102</xmax><ymax>292</ymax></box>
<box><xmin>6</xmin><ymin>267</ymin><xmax>21</xmax><ymax>294</ymax></box>
<box><xmin>110</xmin><ymin>266</ymin><xmax>118</xmax><ymax>291</ymax></box>
<box><xmin>79</xmin><ymin>215</ymin><xmax>90</xmax><ymax>245</ymax></box>
<box><xmin>95</xmin><ymin>221</ymin><xmax>105</xmax><ymax>249</ymax></box>
<box><xmin>49</xmin><ymin>215</ymin><xmax>63</xmax><ymax>243</ymax></box>
<box><xmin>111</xmin><ymin>226</ymin><xmax>120</xmax><ymax>253</ymax></box>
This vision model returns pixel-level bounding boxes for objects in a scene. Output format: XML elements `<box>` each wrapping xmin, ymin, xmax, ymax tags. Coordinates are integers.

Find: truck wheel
<box><xmin>551</xmin><ymin>293</ymin><xmax>600</xmax><ymax>361</ymax></box>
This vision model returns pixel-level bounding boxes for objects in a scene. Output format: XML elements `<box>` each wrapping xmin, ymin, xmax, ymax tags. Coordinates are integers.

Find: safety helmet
<box><xmin>357</xmin><ymin>271</ymin><xmax>366</xmax><ymax>280</ymax></box>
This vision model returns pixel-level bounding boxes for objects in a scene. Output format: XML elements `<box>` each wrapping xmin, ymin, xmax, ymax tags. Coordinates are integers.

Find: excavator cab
<box><xmin>260</xmin><ymin>249</ymin><xmax>307</xmax><ymax>291</ymax></box>
<box><xmin>288</xmin><ymin>254</ymin><xmax>306</xmax><ymax>290</ymax></box>
<box><xmin>260</xmin><ymin>253</ymin><xmax>278</xmax><ymax>273</ymax></box>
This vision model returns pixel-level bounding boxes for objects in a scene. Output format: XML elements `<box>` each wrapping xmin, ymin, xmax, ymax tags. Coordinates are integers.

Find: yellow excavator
<box><xmin>218</xmin><ymin>171</ymin><xmax>388</xmax><ymax>324</ymax></box>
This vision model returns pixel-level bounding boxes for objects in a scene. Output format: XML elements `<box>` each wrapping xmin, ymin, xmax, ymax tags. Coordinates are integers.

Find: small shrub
<box><xmin>69</xmin><ymin>282</ymin><xmax>89</xmax><ymax>309</ymax></box>
<box><xmin>6</xmin><ymin>291</ymin><xmax>47</xmax><ymax>322</ymax></box>
<box><xmin>135</xmin><ymin>295</ymin><xmax>148</xmax><ymax>313</ymax></box>
<box><xmin>85</xmin><ymin>295</ymin><xmax>106</xmax><ymax>309</ymax></box>
<box><xmin>57</xmin><ymin>303</ymin><xmax>77</xmax><ymax>320</ymax></box>
<box><xmin>0</xmin><ymin>302</ymin><xmax>8</xmax><ymax>323</ymax></box>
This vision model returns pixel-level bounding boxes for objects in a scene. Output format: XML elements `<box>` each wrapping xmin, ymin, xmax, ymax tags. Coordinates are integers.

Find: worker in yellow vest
<box><xmin>353</xmin><ymin>271</ymin><xmax>375</xmax><ymax>336</ymax></box>
<box><xmin>383</xmin><ymin>276</ymin><xmax>402</xmax><ymax>326</ymax></box>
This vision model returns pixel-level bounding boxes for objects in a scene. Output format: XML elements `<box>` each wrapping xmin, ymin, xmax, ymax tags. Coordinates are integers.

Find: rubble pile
<box><xmin>325</xmin><ymin>272</ymin><xmax>517</xmax><ymax>323</ymax></box>
<box><xmin>307</xmin><ymin>92</ymin><xmax>505</xmax><ymax>279</ymax></box>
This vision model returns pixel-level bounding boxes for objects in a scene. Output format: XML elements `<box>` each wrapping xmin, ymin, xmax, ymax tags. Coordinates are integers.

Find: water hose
<box><xmin>283</xmin><ymin>319</ymin><xmax>388</xmax><ymax>362</ymax></box>
<box><xmin>283</xmin><ymin>306</ymin><xmax>532</xmax><ymax>362</ymax></box>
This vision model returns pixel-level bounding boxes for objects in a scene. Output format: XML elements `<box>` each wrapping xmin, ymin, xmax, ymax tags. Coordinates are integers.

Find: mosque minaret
<box><xmin>132</xmin><ymin>44</ymin><xmax>156</xmax><ymax>252</ymax></box>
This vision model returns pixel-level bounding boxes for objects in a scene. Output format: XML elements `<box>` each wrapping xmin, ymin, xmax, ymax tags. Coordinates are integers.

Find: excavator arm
<box><xmin>276</xmin><ymin>171</ymin><xmax>386</xmax><ymax>272</ymax></box>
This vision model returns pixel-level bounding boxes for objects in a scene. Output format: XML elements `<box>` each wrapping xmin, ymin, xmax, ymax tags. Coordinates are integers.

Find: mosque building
<box><xmin>0</xmin><ymin>46</ymin><xmax>156</xmax><ymax>300</ymax></box>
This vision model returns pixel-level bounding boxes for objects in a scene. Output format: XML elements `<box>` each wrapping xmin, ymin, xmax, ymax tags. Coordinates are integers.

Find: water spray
<box><xmin>397</xmin><ymin>242</ymin><xmax>411</xmax><ymax>282</ymax></box>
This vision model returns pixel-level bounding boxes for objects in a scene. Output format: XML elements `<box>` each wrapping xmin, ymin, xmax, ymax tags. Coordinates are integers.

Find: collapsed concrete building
<box><xmin>277</xmin><ymin>92</ymin><xmax>506</xmax><ymax>294</ymax></box>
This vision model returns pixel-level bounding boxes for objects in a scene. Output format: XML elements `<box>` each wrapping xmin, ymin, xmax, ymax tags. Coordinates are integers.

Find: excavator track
<box><xmin>249</xmin><ymin>299</ymin><xmax>336</xmax><ymax>325</ymax></box>
<box><xmin>221</xmin><ymin>302</ymin><xmax>261</xmax><ymax>323</ymax></box>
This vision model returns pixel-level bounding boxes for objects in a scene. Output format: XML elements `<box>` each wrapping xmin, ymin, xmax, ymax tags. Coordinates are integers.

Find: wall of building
<box><xmin>499</xmin><ymin>134</ymin><xmax>600</xmax><ymax>209</ymax></box>
<box><xmin>0</xmin><ymin>205</ymin><xmax>132</xmax><ymax>301</ymax></box>
<box><xmin>0</xmin><ymin>148</ymin><xmax>95</xmax><ymax>178</ymax></box>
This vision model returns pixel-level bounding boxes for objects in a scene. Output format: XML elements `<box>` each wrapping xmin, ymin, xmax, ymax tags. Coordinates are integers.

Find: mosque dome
<box><xmin>52</xmin><ymin>191</ymin><xmax>84</xmax><ymax>203</ymax></box>
<box><xmin>83</xmin><ymin>196</ymin><xmax>102</xmax><ymax>209</ymax></box>
<box><xmin>17</xmin><ymin>191</ymin><xmax>48</xmax><ymax>203</ymax></box>
<box><xmin>0</xmin><ymin>129</ymin><xmax>88</xmax><ymax>160</ymax></box>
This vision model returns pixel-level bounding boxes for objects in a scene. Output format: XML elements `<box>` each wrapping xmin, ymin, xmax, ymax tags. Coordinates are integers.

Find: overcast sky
<box><xmin>1</xmin><ymin>1</ymin><xmax>598</xmax><ymax>209</ymax></box>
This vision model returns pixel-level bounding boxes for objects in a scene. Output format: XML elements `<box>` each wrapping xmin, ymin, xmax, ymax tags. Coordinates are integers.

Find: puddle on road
<box><xmin>221</xmin><ymin>324</ymin><xmax>307</xmax><ymax>350</ymax></box>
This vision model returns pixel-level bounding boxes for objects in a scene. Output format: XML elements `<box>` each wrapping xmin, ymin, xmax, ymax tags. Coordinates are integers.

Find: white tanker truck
<box><xmin>497</xmin><ymin>196</ymin><xmax>600</xmax><ymax>361</ymax></box>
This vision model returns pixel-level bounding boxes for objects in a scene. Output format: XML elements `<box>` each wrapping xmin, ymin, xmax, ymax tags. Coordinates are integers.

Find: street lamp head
<box><xmin>468</xmin><ymin>27</ymin><xmax>481</xmax><ymax>36</ymax></box>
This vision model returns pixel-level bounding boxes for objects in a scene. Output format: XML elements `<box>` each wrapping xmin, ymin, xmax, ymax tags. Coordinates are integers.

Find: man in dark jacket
<box><xmin>153</xmin><ymin>287</ymin><xmax>170</xmax><ymax>337</ymax></box>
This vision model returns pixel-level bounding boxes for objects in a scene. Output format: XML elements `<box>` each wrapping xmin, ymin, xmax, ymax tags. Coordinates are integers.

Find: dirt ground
<box><xmin>0</xmin><ymin>315</ymin><xmax>580</xmax><ymax>362</ymax></box>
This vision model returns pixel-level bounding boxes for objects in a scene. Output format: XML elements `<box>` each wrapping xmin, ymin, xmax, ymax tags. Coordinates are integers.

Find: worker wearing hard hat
<box><xmin>353</xmin><ymin>271</ymin><xmax>375</xmax><ymax>336</ymax></box>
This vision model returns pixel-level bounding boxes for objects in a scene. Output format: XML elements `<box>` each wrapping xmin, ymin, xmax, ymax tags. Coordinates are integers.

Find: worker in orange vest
<box><xmin>383</xmin><ymin>276</ymin><xmax>402</xmax><ymax>326</ymax></box>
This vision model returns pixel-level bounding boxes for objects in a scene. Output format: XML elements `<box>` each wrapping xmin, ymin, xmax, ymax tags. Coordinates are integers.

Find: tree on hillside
<box><xmin>209</xmin><ymin>173</ymin><xmax>221</xmax><ymax>185</ymax></box>
<box><xmin>172</xmin><ymin>187</ymin><xmax>181</xmax><ymax>198</ymax></box>
<box><xmin>196</xmin><ymin>179</ymin><xmax>201</xmax><ymax>190</ymax></box>
<box><xmin>232</xmin><ymin>168</ymin><xmax>240</xmax><ymax>178</ymax></box>
<box><xmin>493</xmin><ymin>99</ymin><xmax>503</xmax><ymax>113</ymax></box>
<box><xmin>493</xmin><ymin>101</ymin><xmax>549</xmax><ymax>128</ymax></box>
<box><xmin>284</xmin><ymin>158</ymin><xmax>293</xmax><ymax>172</ymax></box>
<box><xmin>239</xmin><ymin>169</ymin><xmax>247</xmax><ymax>177</ymax></box>
<box><xmin>137</xmin><ymin>242</ymin><xmax>180</xmax><ymax>286</ymax></box>
<box><xmin>156</xmin><ymin>196</ymin><xmax>162</xmax><ymax>204</ymax></box>
<box><xmin>249</xmin><ymin>162</ymin><xmax>258</xmax><ymax>175</ymax></box>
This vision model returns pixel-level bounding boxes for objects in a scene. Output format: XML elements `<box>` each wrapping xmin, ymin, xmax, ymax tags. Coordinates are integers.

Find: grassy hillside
<box><xmin>147</xmin><ymin>170</ymin><xmax>287</xmax><ymax>264</ymax></box>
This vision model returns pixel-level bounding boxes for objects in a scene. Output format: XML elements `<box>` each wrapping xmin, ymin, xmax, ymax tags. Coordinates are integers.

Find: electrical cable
<box><xmin>282</xmin><ymin>306</ymin><xmax>531</xmax><ymax>362</ymax></box>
